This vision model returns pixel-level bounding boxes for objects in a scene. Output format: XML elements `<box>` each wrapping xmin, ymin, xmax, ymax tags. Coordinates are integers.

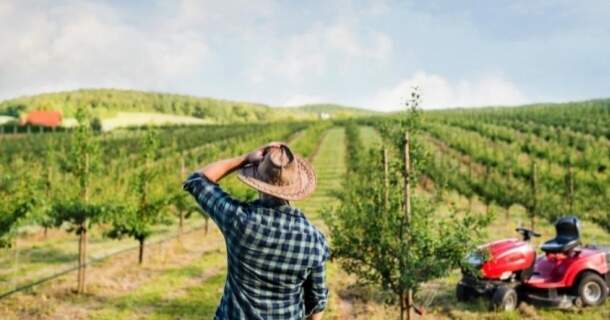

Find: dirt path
<box><xmin>296</xmin><ymin>126</ymin><xmax>390</xmax><ymax>320</ymax></box>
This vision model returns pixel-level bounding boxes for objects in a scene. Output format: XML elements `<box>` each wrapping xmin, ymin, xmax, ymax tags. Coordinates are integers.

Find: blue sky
<box><xmin>1</xmin><ymin>0</ymin><xmax>609</xmax><ymax>110</ymax></box>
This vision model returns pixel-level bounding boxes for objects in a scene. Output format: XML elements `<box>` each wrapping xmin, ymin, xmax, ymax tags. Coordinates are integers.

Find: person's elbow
<box><xmin>305</xmin><ymin>290</ymin><xmax>328</xmax><ymax>319</ymax></box>
<box><xmin>307</xmin><ymin>311</ymin><xmax>324</xmax><ymax>320</ymax></box>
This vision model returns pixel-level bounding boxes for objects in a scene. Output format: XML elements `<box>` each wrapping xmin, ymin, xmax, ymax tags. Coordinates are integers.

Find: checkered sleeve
<box><xmin>304</xmin><ymin>235</ymin><xmax>330</xmax><ymax>317</ymax></box>
<box><xmin>182</xmin><ymin>172</ymin><xmax>246</xmax><ymax>234</ymax></box>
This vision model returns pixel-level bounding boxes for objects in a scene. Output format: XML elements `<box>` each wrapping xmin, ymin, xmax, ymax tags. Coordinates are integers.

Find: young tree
<box><xmin>0</xmin><ymin>161</ymin><xmax>38</xmax><ymax>248</ymax></box>
<box><xmin>106</xmin><ymin>128</ymin><xmax>170</xmax><ymax>264</ymax></box>
<box><xmin>564</xmin><ymin>158</ymin><xmax>575</xmax><ymax>214</ymax></box>
<box><xmin>325</xmin><ymin>90</ymin><xmax>490</xmax><ymax>320</ymax></box>
<box><xmin>170</xmin><ymin>154</ymin><xmax>195</xmax><ymax>236</ymax></box>
<box><xmin>50</xmin><ymin>107</ymin><xmax>110</xmax><ymax>293</ymax></box>
<box><xmin>37</xmin><ymin>139</ymin><xmax>58</xmax><ymax>239</ymax></box>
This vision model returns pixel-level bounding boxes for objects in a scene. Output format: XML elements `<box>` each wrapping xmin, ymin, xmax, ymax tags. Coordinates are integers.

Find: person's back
<box><xmin>183</xmin><ymin>143</ymin><xmax>329</xmax><ymax>320</ymax></box>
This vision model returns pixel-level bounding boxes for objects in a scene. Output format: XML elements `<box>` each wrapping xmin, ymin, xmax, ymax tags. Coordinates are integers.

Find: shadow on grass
<box><xmin>22</xmin><ymin>247</ymin><xmax>77</xmax><ymax>264</ymax></box>
<box><xmin>92</xmin><ymin>273</ymin><xmax>224</xmax><ymax>320</ymax></box>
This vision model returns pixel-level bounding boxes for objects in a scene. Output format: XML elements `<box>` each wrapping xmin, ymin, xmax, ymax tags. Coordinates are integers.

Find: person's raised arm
<box><xmin>183</xmin><ymin>142</ymin><xmax>282</xmax><ymax>233</ymax></box>
<box><xmin>199</xmin><ymin>142</ymin><xmax>283</xmax><ymax>182</ymax></box>
<box><xmin>200</xmin><ymin>155</ymin><xmax>247</xmax><ymax>183</ymax></box>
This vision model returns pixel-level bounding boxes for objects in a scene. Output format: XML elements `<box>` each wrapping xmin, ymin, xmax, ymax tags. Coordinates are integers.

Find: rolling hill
<box><xmin>0</xmin><ymin>89</ymin><xmax>372</xmax><ymax>124</ymax></box>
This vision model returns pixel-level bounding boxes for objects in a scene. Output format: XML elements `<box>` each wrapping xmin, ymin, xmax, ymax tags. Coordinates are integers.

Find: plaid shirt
<box><xmin>183</xmin><ymin>172</ymin><xmax>329</xmax><ymax>320</ymax></box>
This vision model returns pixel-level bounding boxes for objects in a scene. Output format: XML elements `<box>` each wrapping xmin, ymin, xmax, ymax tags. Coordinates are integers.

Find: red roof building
<box><xmin>20</xmin><ymin>110</ymin><xmax>62</xmax><ymax>127</ymax></box>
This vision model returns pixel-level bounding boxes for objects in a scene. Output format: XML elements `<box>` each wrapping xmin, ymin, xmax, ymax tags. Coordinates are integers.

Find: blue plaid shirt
<box><xmin>183</xmin><ymin>172</ymin><xmax>329</xmax><ymax>320</ymax></box>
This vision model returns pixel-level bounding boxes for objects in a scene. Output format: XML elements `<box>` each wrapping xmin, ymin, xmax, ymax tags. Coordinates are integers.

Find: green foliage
<box><xmin>170</xmin><ymin>179</ymin><xmax>199</xmax><ymax>220</ymax></box>
<box><xmin>0</xmin><ymin>163</ymin><xmax>39</xmax><ymax>247</ymax></box>
<box><xmin>50</xmin><ymin>201</ymin><xmax>116</xmax><ymax>234</ymax></box>
<box><xmin>62</xmin><ymin>107</ymin><xmax>100</xmax><ymax>196</ymax></box>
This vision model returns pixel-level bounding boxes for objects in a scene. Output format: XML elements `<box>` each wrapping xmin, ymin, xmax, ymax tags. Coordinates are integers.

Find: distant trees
<box><xmin>0</xmin><ymin>89</ymin><xmax>347</xmax><ymax>124</ymax></box>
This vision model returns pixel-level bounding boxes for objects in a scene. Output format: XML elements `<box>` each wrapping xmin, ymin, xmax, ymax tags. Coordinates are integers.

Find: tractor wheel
<box><xmin>576</xmin><ymin>272</ymin><xmax>609</xmax><ymax>306</ymax></box>
<box><xmin>491</xmin><ymin>286</ymin><xmax>519</xmax><ymax>311</ymax></box>
<box><xmin>456</xmin><ymin>283</ymin><xmax>475</xmax><ymax>302</ymax></box>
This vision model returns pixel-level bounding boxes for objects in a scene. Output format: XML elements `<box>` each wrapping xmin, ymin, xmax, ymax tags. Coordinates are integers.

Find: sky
<box><xmin>1</xmin><ymin>0</ymin><xmax>609</xmax><ymax>111</ymax></box>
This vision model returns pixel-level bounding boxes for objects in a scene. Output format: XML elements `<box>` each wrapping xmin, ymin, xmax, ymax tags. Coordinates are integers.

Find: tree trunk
<box><xmin>403</xmin><ymin>133</ymin><xmax>411</xmax><ymax>224</ymax></box>
<box><xmin>403</xmin><ymin>133</ymin><xmax>413</xmax><ymax>320</ymax></box>
<box><xmin>77</xmin><ymin>153</ymin><xmax>90</xmax><ymax>294</ymax></box>
<box><xmin>178</xmin><ymin>211</ymin><xmax>184</xmax><ymax>236</ymax></box>
<box><xmin>77</xmin><ymin>225</ymin><xmax>87</xmax><ymax>293</ymax></box>
<box><xmin>566</xmin><ymin>161</ymin><xmax>574</xmax><ymax>212</ymax></box>
<box><xmin>180</xmin><ymin>155</ymin><xmax>186</xmax><ymax>178</ymax></box>
<box><xmin>530</xmin><ymin>161</ymin><xmax>537</xmax><ymax>231</ymax></box>
<box><xmin>138</xmin><ymin>238</ymin><xmax>145</xmax><ymax>265</ymax></box>
<box><xmin>399</xmin><ymin>291</ymin><xmax>406</xmax><ymax>320</ymax></box>
<box><xmin>383</xmin><ymin>148</ymin><xmax>389</xmax><ymax>210</ymax></box>
<box><xmin>12</xmin><ymin>238</ymin><xmax>19</xmax><ymax>290</ymax></box>
<box><xmin>405</xmin><ymin>290</ymin><xmax>413</xmax><ymax>320</ymax></box>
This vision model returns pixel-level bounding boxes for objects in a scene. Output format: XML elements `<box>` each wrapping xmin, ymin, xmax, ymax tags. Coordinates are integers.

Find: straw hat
<box><xmin>238</xmin><ymin>144</ymin><xmax>316</xmax><ymax>201</ymax></box>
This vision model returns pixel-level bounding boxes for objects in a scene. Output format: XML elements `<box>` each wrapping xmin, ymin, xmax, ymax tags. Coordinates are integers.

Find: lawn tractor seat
<box><xmin>541</xmin><ymin>216</ymin><xmax>581</xmax><ymax>254</ymax></box>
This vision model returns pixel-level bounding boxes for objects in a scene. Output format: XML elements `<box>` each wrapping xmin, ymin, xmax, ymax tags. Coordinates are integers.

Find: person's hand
<box><xmin>244</xmin><ymin>142</ymin><xmax>284</xmax><ymax>165</ymax></box>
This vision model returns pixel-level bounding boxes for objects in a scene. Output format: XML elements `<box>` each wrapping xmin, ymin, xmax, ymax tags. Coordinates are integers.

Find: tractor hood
<box><xmin>483</xmin><ymin>238</ymin><xmax>523</xmax><ymax>258</ymax></box>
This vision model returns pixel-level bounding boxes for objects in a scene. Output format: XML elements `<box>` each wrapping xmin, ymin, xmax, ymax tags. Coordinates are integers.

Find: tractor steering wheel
<box><xmin>515</xmin><ymin>227</ymin><xmax>541</xmax><ymax>241</ymax></box>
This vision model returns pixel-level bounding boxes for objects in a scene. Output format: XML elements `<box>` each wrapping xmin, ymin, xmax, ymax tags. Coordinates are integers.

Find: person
<box><xmin>183</xmin><ymin>142</ymin><xmax>329</xmax><ymax>320</ymax></box>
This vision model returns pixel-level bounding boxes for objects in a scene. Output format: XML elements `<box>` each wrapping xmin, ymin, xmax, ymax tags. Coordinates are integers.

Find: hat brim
<box><xmin>237</xmin><ymin>156</ymin><xmax>316</xmax><ymax>201</ymax></box>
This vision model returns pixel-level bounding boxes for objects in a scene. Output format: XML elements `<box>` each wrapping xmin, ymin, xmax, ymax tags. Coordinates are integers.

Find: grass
<box><xmin>90</xmin><ymin>248</ymin><xmax>227</xmax><ymax>319</ymax></box>
<box><xmin>0</xmin><ymin>216</ymin><xmax>208</xmax><ymax>294</ymax></box>
<box><xmin>100</xmin><ymin>112</ymin><xmax>212</xmax><ymax>131</ymax></box>
<box><xmin>296</xmin><ymin>127</ymin><xmax>349</xmax><ymax>319</ymax></box>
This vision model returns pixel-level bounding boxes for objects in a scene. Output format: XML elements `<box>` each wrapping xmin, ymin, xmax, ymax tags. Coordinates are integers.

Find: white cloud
<box><xmin>248</xmin><ymin>22</ymin><xmax>393</xmax><ymax>84</ymax></box>
<box><xmin>367</xmin><ymin>72</ymin><xmax>528</xmax><ymax>111</ymax></box>
<box><xmin>0</xmin><ymin>1</ymin><xmax>209</xmax><ymax>100</ymax></box>
<box><xmin>326</xmin><ymin>25</ymin><xmax>392</xmax><ymax>61</ymax></box>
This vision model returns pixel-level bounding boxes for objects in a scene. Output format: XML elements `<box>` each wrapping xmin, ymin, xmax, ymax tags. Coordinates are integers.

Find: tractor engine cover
<box><xmin>480</xmin><ymin>238</ymin><xmax>537</xmax><ymax>280</ymax></box>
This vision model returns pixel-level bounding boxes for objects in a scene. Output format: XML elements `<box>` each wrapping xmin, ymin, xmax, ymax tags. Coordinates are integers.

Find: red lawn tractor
<box><xmin>457</xmin><ymin>216</ymin><xmax>610</xmax><ymax>310</ymax></box>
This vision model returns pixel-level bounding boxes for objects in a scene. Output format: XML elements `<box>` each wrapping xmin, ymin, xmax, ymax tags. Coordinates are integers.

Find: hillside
<box><xmin>0</xmin><ymin>89</ymin><xmax>371</xmax><ymax>124</ymax></box>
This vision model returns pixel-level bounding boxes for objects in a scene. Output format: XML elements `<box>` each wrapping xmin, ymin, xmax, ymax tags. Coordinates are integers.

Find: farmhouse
<box><xmin>20</xmin><ymin>110</ymin><xmax>62</xmax><ymax>127</ymax></box>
